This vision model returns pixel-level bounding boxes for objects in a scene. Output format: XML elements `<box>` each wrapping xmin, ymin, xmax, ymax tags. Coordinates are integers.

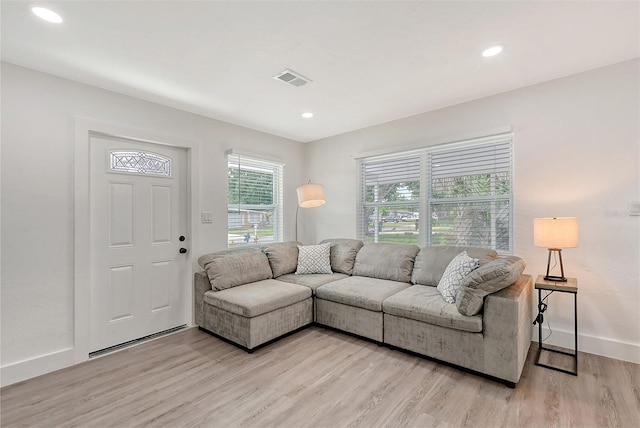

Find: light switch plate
<box><xmin>201</xmin><ymin>212</ymin><xmax>213</xmax><ymax>223</ymax></box>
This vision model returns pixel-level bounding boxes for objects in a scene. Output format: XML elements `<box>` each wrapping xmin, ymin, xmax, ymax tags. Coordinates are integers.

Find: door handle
<box><xmin>179</xmin><ymin>248</ymin><xmax>188</xmax><ymax>254</ymax></box>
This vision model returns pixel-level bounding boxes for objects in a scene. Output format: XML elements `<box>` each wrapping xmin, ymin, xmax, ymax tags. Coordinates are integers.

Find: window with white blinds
<box><xmin>358</xmin><ymin>152</ymin><xmax>422</xmax><ymax>245</ymax></box>
<box><xmin>227</xmin><ymin>153</ymin><xmax>283</xmax><ymax>247</ymax></box>
<box><xmin>357</xmin><ymin>134</ymin><xmax>513</xmax><ymax>252</ymax></box>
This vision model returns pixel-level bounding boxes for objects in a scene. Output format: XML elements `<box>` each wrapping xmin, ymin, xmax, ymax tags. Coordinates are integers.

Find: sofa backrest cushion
<box><xmin>456</xmin><ymin>255</ymin><xmax>527</xmax><ymax>316</ymax></box>
<box><xmin>262</xmin><ymin>241</ymin><xmax>300</xmax><ymax>278</ymax></box>
<box><xmin>411</xmin><ymin>246</ymin><xmax>498</xmax><ymax>286</ymax></box>
<box><xmin>352</xmin><ymin>243</ymin><xmax>420</xmax><ymax>283</ymax></box>
<box><xmin>197</xmin><ymin>247</ymin><xmax>273</xmax><ymax>291</ymax></box>
<box><xmin>319</xmin><ymin>238</ymin><xmax>364</xmax><ymax>275</ymax></box>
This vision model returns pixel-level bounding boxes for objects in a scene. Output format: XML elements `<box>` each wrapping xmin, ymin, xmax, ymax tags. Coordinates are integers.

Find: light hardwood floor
<box><xmin>1</xmin><ymin>326</ymin><xmax>638</xmax><ymax>427</ymax></box>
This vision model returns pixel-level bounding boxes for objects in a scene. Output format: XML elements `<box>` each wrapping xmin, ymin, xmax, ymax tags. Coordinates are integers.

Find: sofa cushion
<box><xmin>352</xmin><ymin>243</ymin><xmax>420</xmax><ymax>283</ymax></box>
<box><xmin>316</xmin><ymin>276</ymin><xmax>410</xmax><ymax>312</ymax></box>
<box><xmin>411</xmin><ymin>246</ymin><xmax>498</xmax><ymax>286</ymax></box>
<box><xmin>383</xmin><ymin>285</ymin><xmax>483</xmax><ymax>333</ymax></box>
<box><xmin>456</xmin><ymin>256</ymin><xmax>527</xmax><ymax>316</ymax></box>
<box><xmin>277</xmin><ymin>272</ymin><xmax>348</xmax><ymax>294</ymax></box>
<box><xmin>198</xmin><ymin>247</ymin><xmax>273</xmax><ymax>291</ymax></box>
<box><xmin>437</xmin><ymin>251</ymin><xmax>480</xmax><ymax>304</ymax></box>
<box><xmin>203</xmin><ymin>279</ymin><xmax>311</xmax><ymax>318</ymax></box>
<box><xmin>296</xmin><ymin>243</ymin><xmax>333</xmax><ymax>274</ymax></box>
<box><xmin>319</xmin><ymin>238</ymin><xmax>364</xmax><ymax>275</ymax></box>
<box><xmin>262</xmin><ymin>241</ymin><xmax>300</xmax><ymax>278</ymax></box>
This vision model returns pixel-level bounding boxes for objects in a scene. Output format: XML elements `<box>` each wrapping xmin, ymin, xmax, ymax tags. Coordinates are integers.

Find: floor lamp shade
<box><xmin>534</xmin><ymin>217</ymin><xmax>579</xmax><ymax>282</ymax></box>
<box><xmin>295</xmin><ymin>182</ymin><xmax>326</xmax><ymax>242</ymax></box>
<box><xmin>297</xmin><ymin>183</ymin><xmax>326</xmax><ymax>208</ymax></box>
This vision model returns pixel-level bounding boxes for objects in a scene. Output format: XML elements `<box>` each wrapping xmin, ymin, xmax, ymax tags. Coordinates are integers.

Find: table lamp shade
<box><xmin>534</xmin><ymin>217</ymin><xmax>579</xmax><ymax>249</ymax></box>
<box><xmin>297</xmin><ymin>183</ymin><xmax>326</xmax><ymax>208</ymax></box>
<box><xmin>534</xmin><ymin>217</ymin><xmax>578</xmax><ymax>282</ymax></box>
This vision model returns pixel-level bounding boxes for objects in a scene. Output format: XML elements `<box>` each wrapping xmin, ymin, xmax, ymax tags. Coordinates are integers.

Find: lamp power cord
<box><xmin>533</xmin><ymin>290</ymin><xmax>554</xmax><ymax>342</ymax></box>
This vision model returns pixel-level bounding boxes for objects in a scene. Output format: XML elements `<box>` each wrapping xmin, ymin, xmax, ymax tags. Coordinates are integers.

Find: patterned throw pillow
<box><xmin>295</xmin><ymin>243</ymin><xmax>332</xmax><ymax>275</ymax></box>
<box><xmin>437</xmin><ymin>251</ymin><xmax>480</xmax><ymax>304</ymax></box>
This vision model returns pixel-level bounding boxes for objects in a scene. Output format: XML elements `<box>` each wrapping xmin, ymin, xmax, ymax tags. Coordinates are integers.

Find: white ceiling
<box><xmin>2</xmin><ymin>1</ymin><xmax>638</xmax><ymax>142</ymax></box>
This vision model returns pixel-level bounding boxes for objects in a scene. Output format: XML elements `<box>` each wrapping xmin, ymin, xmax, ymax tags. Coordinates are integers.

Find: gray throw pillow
<box><xmin>198</xmin><ymin>247</ymin><xmax>273</xmax><ymax>291</ymax></box>
<box><xmin>456</xmin><ymin>256</ymin><xmax>527</xmax><ymax>316</ymax></box>
<box><xmin>319</xmin><ymin>238</ymin><xmax>364</xmax><ymax>275</ymax></box>
<box><xmin>262</xmin><ymin>241</ymin><xmax>300</xmax><ymax>278</ymax></box>
<box><xmin>412</xmin><ymin>246</ymin><xmax>498</xmax><ymax>286</ymax></box>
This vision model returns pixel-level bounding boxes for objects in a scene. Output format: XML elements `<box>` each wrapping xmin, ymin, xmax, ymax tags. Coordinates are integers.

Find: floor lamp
<box><xmin>296</xmin><ymin>181</ymin><xmax>326</xmax><ymax>242</ymax></box>
<box><xmin>534</xmin><ymin>217</ymin><xmax>579</xmax><ymax>282</ymax></box>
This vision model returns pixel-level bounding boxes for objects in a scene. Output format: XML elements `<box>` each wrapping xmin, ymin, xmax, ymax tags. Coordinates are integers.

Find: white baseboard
<box><xmin>533</xmin><ymin>327</ymin><xmax>640</xmax><ymax>364</ymax></box>
<box><xmin>1</xmin><ymin>327</ymin><xmax>193</xmax><ymax>387</ymax></box>
<box><xmin>1</xmin><ymin>347</ymin><xmax>77</xmax><ymax>387</ymax></box>
<box><xmin>2</xmin><ymin>328</ymin><xmax>637</xmax><ymax>387</ymax></box>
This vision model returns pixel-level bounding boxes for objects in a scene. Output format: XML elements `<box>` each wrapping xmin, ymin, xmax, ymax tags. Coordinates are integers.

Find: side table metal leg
<box><xmin>538</xmin><ymin>288</ymin><xmax>542</xmax><ymax>351</ymax></box>
<box><xmin>535</xmin><ymin>288</ymin><xmax>542</xmax><ymax>366</ymax></box>
<box><xmin>574</xmin><ymin>292</ymin><xmax>578</xmax><ymax>374</ymax></box>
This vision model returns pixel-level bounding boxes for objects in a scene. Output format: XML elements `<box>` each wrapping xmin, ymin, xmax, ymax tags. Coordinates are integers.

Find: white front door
<box><xmin>89</xmin><ymin>135</ymin><xmax>188</xmax><ymax>353</ymax></box>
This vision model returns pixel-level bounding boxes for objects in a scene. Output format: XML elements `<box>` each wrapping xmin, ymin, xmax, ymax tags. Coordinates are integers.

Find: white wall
<box><xmin>305</xmin><ymin>59</ymin><xmax>640</xmax><ymax>363</ymax></box>
<box><xmin>0</xmin><ymin>63</ymin><xmax>306</xmax><ymax>385</ymax></box>
<box><xmin>2</xmin><ymin>59</ymin><xmax>638</xmax><ymax>387</ymax></box>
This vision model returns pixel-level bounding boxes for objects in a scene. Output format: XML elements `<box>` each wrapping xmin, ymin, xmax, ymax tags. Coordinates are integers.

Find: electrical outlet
<box><xmin>201</xmin><ymin>212</ymin><xmax>213</xmax><ymax>223</ymax></box>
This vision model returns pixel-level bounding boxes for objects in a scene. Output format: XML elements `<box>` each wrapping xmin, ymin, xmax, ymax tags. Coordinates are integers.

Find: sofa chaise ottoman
<box><xmin>195</xmin><ymin>240</ymin><xmax>361</xmax><ymax>350</ymax></box>
<box><xmin>195</xmin><ymin>247</ymin><xmax>313</xmax><ymax>351</ymax></box>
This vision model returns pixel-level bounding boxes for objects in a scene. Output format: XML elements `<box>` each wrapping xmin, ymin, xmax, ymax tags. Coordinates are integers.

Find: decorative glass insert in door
<box><xmin>109</xmin><ymin>151</ymin><xmax>172</xmax><ymax>177</ymax></box>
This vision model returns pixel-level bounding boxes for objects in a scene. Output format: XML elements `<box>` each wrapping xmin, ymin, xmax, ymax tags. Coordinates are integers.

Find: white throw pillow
<box><xmin>437</xmin><ymin>251</ymin><xmax>479</xmax><ymax>304</ymax></box>
<box><xmin>295</xmin><ymin>242</ymin><xmax>332</xmax><ymax>274</ymax></box>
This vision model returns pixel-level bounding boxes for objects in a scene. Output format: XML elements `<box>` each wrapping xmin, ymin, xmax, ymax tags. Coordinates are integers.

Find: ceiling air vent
<box><xmin>273</xmin><ymin>69</ymin><xmax>312</xmax><ymax>87</ymax></box>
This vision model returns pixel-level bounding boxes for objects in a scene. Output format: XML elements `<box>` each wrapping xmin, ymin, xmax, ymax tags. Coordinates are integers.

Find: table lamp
<box><xmin>534</xmin><ymin>217</ymin><xmax>579</xmax><ymax>282</ymax></box>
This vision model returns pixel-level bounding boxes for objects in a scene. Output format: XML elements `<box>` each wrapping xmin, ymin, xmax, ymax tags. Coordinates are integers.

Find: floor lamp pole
<box><xmin>295</xmin><ymin>205</ymin><xmax>299</xmax><ymax>242</ymax></box>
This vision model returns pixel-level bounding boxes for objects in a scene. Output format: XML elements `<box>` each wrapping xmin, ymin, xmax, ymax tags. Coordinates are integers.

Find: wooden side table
<box><xmin>534</xmin><ymin>275</ymin><xmax>578</xmax><ymax>376</ymax></box>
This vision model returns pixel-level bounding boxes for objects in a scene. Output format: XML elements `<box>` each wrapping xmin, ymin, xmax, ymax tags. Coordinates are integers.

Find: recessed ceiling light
<box><xmin>482</xmin><ymin>45</ymin><xmax>503</xmax><ymax>58</ymax></box>
<box><xmin>32</xmin><ymin>6</ymin><xmax>63</xmax><ymax>24</ymax></box>
<box><xmin>301</xmin><ymin>112</ymin><xmax>314</xmax><ymax>119</ymax></box>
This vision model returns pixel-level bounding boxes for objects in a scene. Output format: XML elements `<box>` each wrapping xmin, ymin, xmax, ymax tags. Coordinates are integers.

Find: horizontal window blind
<box><xmin>358</xmin><ymin>152</ymin><xmax>422</xmax><ymax>245</ymax></box>
<box><xmin>430</xmin><ymin>142</ymin><xmax>511</xmax><ymax>180</ymax></box>
<box><xmin>362</xmin><ymin>155</ymin><xmax>421</xmax><ymax>187</ymax></box>
<box><xmin>428</xmin><ymin>139</ymin><xmax>512</xmax><ymax>251</ymax></box>
<box><xmin>430</xmin><ymin>141</ymin><xmax>511</xmax><ymax>198</ymax></box>
<box><xmin>357</xmin><ymin>134</ymin><xmax>513</xmax><ymax>252</ymax></box>
<box><xmin>227</xmin><ymin>153</ymin><xmax>283</xmax><ymax>247</ymax></box>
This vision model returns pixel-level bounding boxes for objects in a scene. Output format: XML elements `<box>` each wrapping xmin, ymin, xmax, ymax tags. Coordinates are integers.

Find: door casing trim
<box><xmin>74</xmin><ymin>117</ymin><xmax>201</xmax><ymax>364</ymax></box>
